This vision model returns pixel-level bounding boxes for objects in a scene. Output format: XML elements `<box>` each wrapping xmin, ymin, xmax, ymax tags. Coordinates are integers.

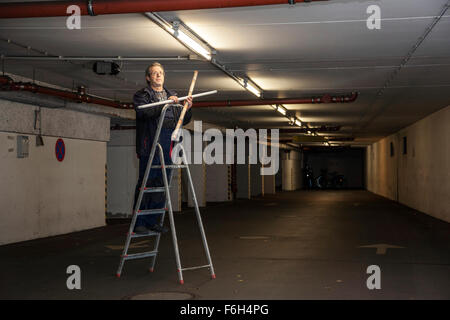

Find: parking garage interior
<box><xmin>0</xmin><ymin>0</ymin><xmax>449</xmax><ymax>301</ymax></box>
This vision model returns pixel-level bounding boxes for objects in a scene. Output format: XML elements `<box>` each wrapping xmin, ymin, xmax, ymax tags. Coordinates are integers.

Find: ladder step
<box><xmin>130</xmin><ymin>231</ymin><xmax>159</xmax><ymax>238</ymax></box>
<box><xmin>181</xmin><ymin>264</ymin><xmax>211</xmax><ymax>272</ymax></box>
<box><xmin>137</xmin><ymin>208</ymin><xmax>166</xmax><ymax>216</ymax></box>
<box><xmin>141</xmin><ymin>187</ymin><xmax>165</xmax><ymax>193</ymax></box>
<box><xmin>123</xmin><ymin>250</ymin><xmax>157</xmax><ymax>261</ymax></box>
<box><xmin>151</xmin><ymin>165</ymin><xmax>187</xmax><ymax>169</ymax></box>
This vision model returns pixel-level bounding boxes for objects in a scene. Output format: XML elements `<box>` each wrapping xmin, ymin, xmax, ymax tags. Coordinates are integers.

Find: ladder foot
<box><xmin>149</xmin><ymin>268</ymin><xmax>154</xmax><ymax>273</ymax></box>
<box><xmin>179</xmin><ymin>280</ymin><xmax>184</xmax><ymax>285</ymax></box>
<box><xmin>211</xmin><ymin>274</ymin><xmax>216</xmax><ymax>279</ymax></box>
<box><xmin>116</xmin><ymin>273</ymin><xmax>121</xmax><ymax>278</ymax></box>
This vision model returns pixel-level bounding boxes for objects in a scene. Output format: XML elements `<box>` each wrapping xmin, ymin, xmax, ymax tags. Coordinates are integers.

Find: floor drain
<box><xmin>128</xmin><ymin>291</ymin><xmax>194</xmax><ymax>300</ymax></box>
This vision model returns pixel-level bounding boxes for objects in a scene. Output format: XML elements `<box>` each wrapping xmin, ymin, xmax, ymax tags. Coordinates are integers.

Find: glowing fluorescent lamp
<box><xmin>152</xmin><ymin>15</ymin><xmax>211</xmax><ymax>61</ymax></box>
<box><xmin>245</xmin><ymin>82</ymin><xmax>261</xmax><ymax>97</ymax></box>
<box><xmin>295</xmin><ymin>119</ymin><xmax>302</xmax><ymax>127</ymax></box>
<box><xmin>271</xmin><ymin>105</ymin><xmax>278</xmax><ymax>111</ymax></box>
<box><xmin>277</xmin><ymin>105</ymin><xmax>287</xmax><ymax>116</ymax></box>
<box><xmin>175</xmin><ymin>30</ymin><xmax>211</xmax><ymax>61</ymax></box>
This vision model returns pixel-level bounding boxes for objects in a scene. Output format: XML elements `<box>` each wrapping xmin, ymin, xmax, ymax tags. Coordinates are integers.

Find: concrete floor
<box><xmin>1</xmin><ymin>190</ymin><xmax>449</xmax><ymax>300</ymax></box>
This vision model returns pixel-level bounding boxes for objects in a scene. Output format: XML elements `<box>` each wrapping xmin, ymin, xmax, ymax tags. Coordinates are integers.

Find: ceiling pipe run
<box><xmin>0</xmin><ymin>55</ymin><xmax>194</xmax><ymax>62</ymax></box>
<box><xmin>193</xmin><ymin>92</ymin><xmax>358</xmax><ymax>107</ymax></box>
<box><xmin>280</xmin><ymin>126</ymin><xmax>341</xmax><ymax>133</ymax></box>
<box><xmin>0</xmin><ymin>75</ymin><xmax>133</xmax><ymax>109</ymax></box>
<box><xmin>0</xmin><ymin>0</ymin><xmax>327</xmax><ymax>19</ymax></box>
<box><xmin>1</xmin><ymin>75</ymin><xmax>358</xmax><ymax>110</ymax></box>
<box><xmin>0</xmin><ymin>76</ymin><xmax>357</xmax><ymax>116</ymax></box>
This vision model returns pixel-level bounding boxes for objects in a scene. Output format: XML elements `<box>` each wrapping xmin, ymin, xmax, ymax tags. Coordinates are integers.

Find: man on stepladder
<box><xmin>133</xmin><ymin>62</ymin><xmax>193</xmax><ymax>234</ymax></box>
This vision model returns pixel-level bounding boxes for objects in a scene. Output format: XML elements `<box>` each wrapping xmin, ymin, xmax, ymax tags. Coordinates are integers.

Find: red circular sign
<box><xmin>55</xmin><ymin>138</ymin><xmax>65</xmax><ymax>162</ymax></box>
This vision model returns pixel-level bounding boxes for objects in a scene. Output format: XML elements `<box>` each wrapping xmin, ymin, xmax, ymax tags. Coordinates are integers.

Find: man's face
<box><xmin>147</xmin><ymin>66</ymin><xmax>165</xmax><ymax>88</ymax></box>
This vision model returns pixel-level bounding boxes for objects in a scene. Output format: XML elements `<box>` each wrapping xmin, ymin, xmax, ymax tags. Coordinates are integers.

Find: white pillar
<box><xmin>186</xmin><ymin>163</ymin><xmax>206</xmax><ymax>207</ymax></box>
<box><xmin>282</xmin><ymin>150</ymin><xmax>302</xmax><ymax>191</ymax></box>
<box><xmin>205</xmin><ymin>163</ymin><xmax>231</xmax><ymax>202</ymax></box>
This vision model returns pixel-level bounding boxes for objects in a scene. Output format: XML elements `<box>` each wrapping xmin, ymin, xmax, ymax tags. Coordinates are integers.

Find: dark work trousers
<box><xmin>134</xmin><ymin>128</ymin><xmax>174</xmax><ymax>228</ymax></box>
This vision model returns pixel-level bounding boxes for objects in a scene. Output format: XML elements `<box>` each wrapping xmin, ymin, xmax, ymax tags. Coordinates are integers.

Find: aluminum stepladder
<box><xmin>116</xmin><ymin>103</ymin><xmax>216</xmax><ymax>284</ymax></box>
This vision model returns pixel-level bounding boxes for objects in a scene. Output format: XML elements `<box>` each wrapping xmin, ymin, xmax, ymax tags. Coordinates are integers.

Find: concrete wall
<box><xmin>275</xmin><ymin>161</ymin><xmax>283</xmax><ymax>189</ymax></box>
<box><xmin>366</xmin><ymin>105</ymin><xmax>450</xmax><ymax>223</ymax></box>
<box><xmin>263</xmin><ymin>172</ymin><xmax>275</xmax><ymax>195</ymax></box>
<box><xmin>236</xmin><ymin>163</ymin><xmax>251</xmax><ymax>199</ymax></box>
<box><xmin>250</xmin><ymin>163</ymin><xmax>263</xmax><ymax>197</ymax></box>
<box><xmin>0</xmin><ymin>99</ymin><xmax>109</xmax><ymax>245</ymax></box>
<box><xmin>107</xmin><ymin>129</ymin><xmax>183</xmax><ymax>214</ymax></box>
<box><xmin>107</xmin><ymin>130</ymin><xmax>138</xmax><ymax>216</ymax></box>
<box><xmin>366</xmin><ymin>136</ymin><xmax>398</xmax><ymax>200</ymax></box>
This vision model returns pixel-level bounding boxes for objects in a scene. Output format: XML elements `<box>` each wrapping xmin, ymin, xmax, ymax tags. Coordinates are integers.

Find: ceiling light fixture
<box><xmin>245</xmin><ymin>82</ymin><xmax>261</xmax><ymax>98</ymax></box>
<box><xmin>277</xmin><ymin>104</ymin><xmax>287</xmax><ymax>116</ymax></box>
<box><xmin>174</xmin><ymin>30</ymin><xmax>211</xmax><ymax>61</ymax></box>
<box><xmin>242</xmin><ymin>78</ymin><xmax>261</xmax><ymax>98</ymax></box>
<box><xmin>145</xmin><ymin>13</ymin><xmax>268</xmax><ymax>101</ymax></box>
<box><xmin>145</xmin><ymin>12</ymin><xmax>212</xmax><ymax>61</ymax></box>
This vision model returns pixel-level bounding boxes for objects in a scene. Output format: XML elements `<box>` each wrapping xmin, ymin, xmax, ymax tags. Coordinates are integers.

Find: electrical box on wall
<box><xmin>17</xmin><ymin>135</ymin><xmax>29</xmax><ymax>158</ymax></box>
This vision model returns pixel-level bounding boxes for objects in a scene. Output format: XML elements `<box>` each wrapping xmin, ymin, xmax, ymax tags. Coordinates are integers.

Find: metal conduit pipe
<box><xmin>193</xmin><ymin>92</ymin><xmax>359</xmax><ymax>107</ymax></box>
<box><xmin>0</xmin><ymin>75</ymin><xmax>133</xmax><ymax>109</ymax></box>
<box><xmin>0</xmin><ymin>76</ymin><xmax>357</xmax><ymax>110</ymax></box>
<box><xmin>0</xmin><ymin>0</ymin><xmax>328</xmax><ymax>19</ymax></box>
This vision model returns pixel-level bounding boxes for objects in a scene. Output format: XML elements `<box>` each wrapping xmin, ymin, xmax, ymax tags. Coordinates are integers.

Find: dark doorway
<box><xmin>303</xmin><ymin>147</ymin><xmax>365</xmax><ymax>189</ymax></box>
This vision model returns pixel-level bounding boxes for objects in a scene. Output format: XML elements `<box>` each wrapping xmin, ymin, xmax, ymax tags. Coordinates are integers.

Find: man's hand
<box><xmin>186</xmin><ymin>96</ymin><xmax>193</xmax><ymax>109</ymax></box>
<box><xmin>169</xmin><ymin>95</ymin><xmax>179</xmax><ymax>104</ymax></box>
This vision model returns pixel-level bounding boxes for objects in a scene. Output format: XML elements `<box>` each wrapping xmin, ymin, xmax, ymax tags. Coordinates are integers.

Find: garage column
<box><xmin>282</xmin><ymin>150</ymin><xmax>302</xmax><ymax>191</ymax></box>
<box><xmin>204</xmin><ymin>132</ymin><xmax>232</xmax><ymax>203</ymax></box>
<box><xmin>185</xmin><ymin>162</ymin><xmax>206</xmax><ymax>208</ymax></box>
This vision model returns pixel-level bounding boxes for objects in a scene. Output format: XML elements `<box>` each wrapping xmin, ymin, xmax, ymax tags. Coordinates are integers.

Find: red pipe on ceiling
<box><xmin>0</xmin><ymin>75</ymin><xmax>133</xmax><ymax>109</ymax></box>
<box><xmin>193</xmin><ymin>92</ymin><xmax>359</xmax><ymax>107</ymax></box>
<box><xmin>0</xmin><ymin>0</ymin><xmax>328</xmax><ymax>19</ymax></box>
<box><xmin>0</xmin><ymin>75</ymin><xmax>357</xmax><ymax>109</ymax></box>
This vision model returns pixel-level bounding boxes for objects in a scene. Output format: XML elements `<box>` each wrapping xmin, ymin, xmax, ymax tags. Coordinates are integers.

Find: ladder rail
<box><xmin>156</xmin><ymin>143</ymin><xmax>184</xmax><ymax>283</ymax></box>
<box><xmin>117</xmin><ymin>104</ymin><xmax>173</xmax><ymax>277</ymax></box>
<box><xmin>179</xmin><ymin>144</ymin><xmax>216</xmax><ymax>279</ymax></box>
<box><xmin>149</xmin><ymin>158</ymin><xmax>175</xmax><ymax>273</ymax></box>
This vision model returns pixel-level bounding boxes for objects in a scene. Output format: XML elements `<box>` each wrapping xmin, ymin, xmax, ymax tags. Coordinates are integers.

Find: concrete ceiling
<box><xmin>1</xmin><ymin>0</ymin><xmax>449</xmax><ymax>145</ymax></box>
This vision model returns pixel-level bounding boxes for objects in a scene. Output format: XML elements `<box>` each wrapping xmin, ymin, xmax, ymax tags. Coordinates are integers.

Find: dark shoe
<box><xmin>133</xmin><ymin>225</ymin><xmax>149</xmax><ymax>234</ymax></box>
<box><xmin>148</xmin><ymin>224</ymin><xmax>168</xmax><ymax>234</ymax></box>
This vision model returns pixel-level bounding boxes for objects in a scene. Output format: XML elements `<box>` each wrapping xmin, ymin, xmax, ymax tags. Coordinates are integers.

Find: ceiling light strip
<box><xmin>144</xmin><ymin>12</ymin><xmax>265</xmax><ymax>99</ymax></box>
<box><xmin>145</xmin><ymin>12</ymin><xmax>212</xmax><ymax>61</ymax></box>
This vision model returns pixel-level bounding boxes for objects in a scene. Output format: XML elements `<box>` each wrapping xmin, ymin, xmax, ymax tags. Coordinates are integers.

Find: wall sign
<box><xmin>55</xmin><ymin>138</ymin><xmax>66</xmax><ymax>162</ymax></box>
